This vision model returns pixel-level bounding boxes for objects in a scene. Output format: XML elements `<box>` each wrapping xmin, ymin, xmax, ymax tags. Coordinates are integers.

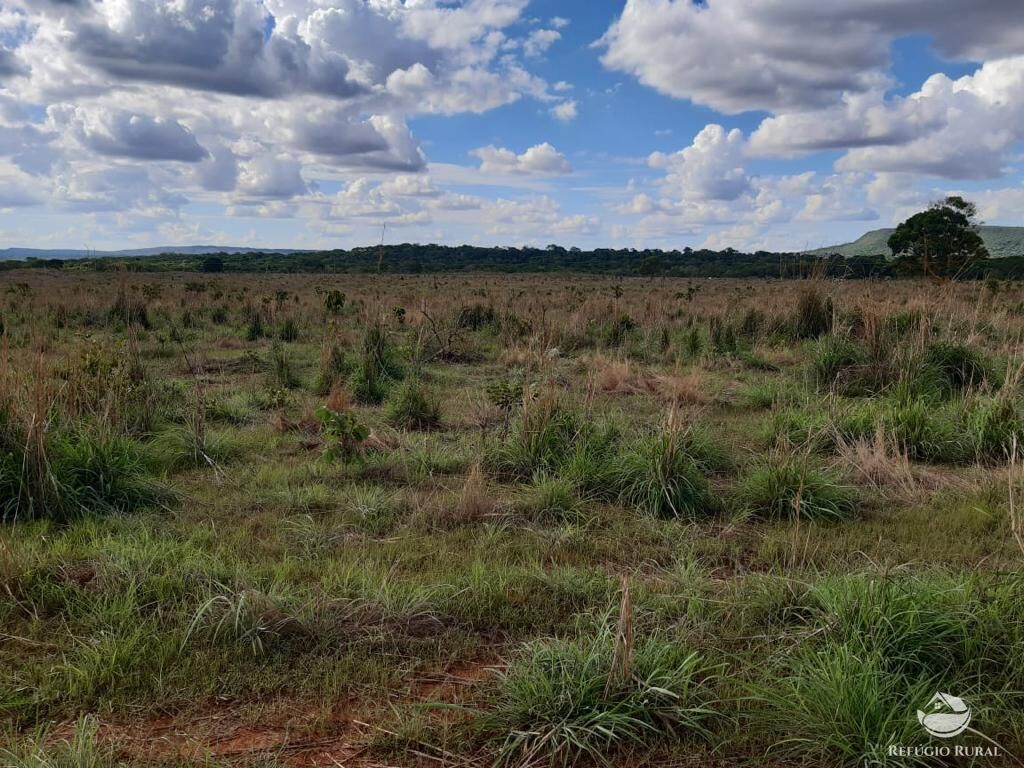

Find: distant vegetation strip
<box><xmin>4</xmin><ymin>245</ymin><xmax>1024</xmax><ymax>279</ymax></box>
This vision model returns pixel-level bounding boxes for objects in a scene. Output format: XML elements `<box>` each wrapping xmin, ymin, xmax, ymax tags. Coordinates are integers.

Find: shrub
<box><xmin>318</xmin><ymin>407</ymin><xmax>370</xmax><ymax>463</ymax></box>
<box><xmin>488</xmin><ymin>626</ymin><xmax>718</xmax><ymax>767</ymax></box>
<box><xmin>736</xmin><ymin>452</ymin><xmax>857</xmax><ymax>521</ymax></box>
<box><xmin>385</xmin><ymin>381</ymin><xmax>442</xmax><ymax>431</ymax></box>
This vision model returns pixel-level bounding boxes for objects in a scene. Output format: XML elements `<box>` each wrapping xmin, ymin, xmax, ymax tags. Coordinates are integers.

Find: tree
<box><xmin>201</xmin><ymin>255</ymin><xmax>224</xmax><ymax>273</ymax></box>
<box><xmin>887</xmin><ymin>196</ymin><xmax>988</xmax><ymax>278</ymax></box>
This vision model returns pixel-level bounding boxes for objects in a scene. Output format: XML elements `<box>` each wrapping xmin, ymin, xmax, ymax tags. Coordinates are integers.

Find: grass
<box><xmin>735</xmin><ymin>450</ymin><xmax>858</xmax><ymax>521</ymax></box>
<box><xmin>2</xmin><ymin>272</ymin><xmax>1024</xmax><ymax>767</ymax></box>
<box><xmin>488</xmin><ymin>624</ymin><xmax>719</xmax><ymax>767</ymax></box>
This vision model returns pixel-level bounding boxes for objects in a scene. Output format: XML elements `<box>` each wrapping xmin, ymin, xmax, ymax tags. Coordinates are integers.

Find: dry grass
<box><xmin>453</xmin><ymin>463</ymin><xmax>496</xmax><ymax>524</ymax></box>
<box><xmin>835</xmin><ymin>428</ymin><xmax>918</xmax><ymax>500</ymax></box>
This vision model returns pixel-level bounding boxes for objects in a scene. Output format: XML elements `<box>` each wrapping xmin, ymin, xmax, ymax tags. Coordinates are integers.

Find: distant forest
<box><xmin>4</xmin><ymin>244</ymin><xmax>1024</xmax><ymax>279</ymax></box>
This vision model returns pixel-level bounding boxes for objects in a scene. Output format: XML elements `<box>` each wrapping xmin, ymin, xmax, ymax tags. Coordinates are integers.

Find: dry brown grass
<box><xmin>453</xmin><ymin>463</ymin><xmax>496</xmax><ymax>524</ymax></box>
<box><xmin>585</xmin><ymin>353</ymin><xmax>710</xmax><ymax>405</ymax></box>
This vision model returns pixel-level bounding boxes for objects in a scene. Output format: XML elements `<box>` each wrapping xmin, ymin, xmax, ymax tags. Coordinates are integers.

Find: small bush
<box><xmin>385</xmin><ymin>381</ymin><xmax>442</xmax><ymax>431</ymax></box>
<box><xmin>488</xmin><ymin>626</ymin><xmax>718</xmax><ymax>767</ymax></box>
<box><xmin>736</xmin><ymin>452</ymin><xmax>857</xmax><ymax>521</ymax></box>
<box><xmin>319</xmin><ymin>407</ymin><xmax>370</xmax><ymax>463</ymax></box>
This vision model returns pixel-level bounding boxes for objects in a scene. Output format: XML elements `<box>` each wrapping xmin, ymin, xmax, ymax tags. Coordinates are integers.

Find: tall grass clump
<box><xmin>921</xmin><ymin>341</ymin><xmax>994</xmax><ymax>396</ymax></box>
<box><xmin>1</xmin><ymin>715</ymin><xmax>111</xmax><ymax>768</ymax></box>
<box><xmin>352</xmin><ymin>324</ymin><xmax>403</xmax><ymax>404</ymax></box>
<box><xmin>753</xmin><ymin>573</ymin><xmax>1024</xmax><ymax>766</ymax></box>
<box><xmin>883</xmin><ymin>396</ymin><xmax>968</xmax><ymax>463</ymax></box>
<box><xmin>965</xmin><ymin>396</ymin><xmax>1024</xmax><ymax>463</ymax></box>
<box><xmin>609</xmin><ymin>418</ymin><xmax>721</xmax><ymax>518</ymax></box>
<box><xmin>735</xmin><ymin>450</ymin><xmax>857</xmax><ymax>521</ymax></box>
<box><xmin>0</xmin><ymin>398</ymin><xmax>166</xmax><ymax>522</ymax></box>
<box><xmin>517</xmin><ymin>473</ymin><xmax>584</xmax><ymax>523</ymax></box>
<box><xmin>486</xmin><ymin>391</ymin><xmax>583</xmax><ymax>480</ymax></box>
<box><xmin>810</xmin><ymin>334</ymin><xmax>866</xmax><ymax>392</ymax></box>
<box><xmin>793</xmin><ymin>286</ymin><xmax>833</xmax><ymax>339</ymax></box>
<box><xmin>385</xmin><ymin>380</ymin><xmax>441</xmax><ymax>430</ymax></box>
<box><xmin>488</xmin><ymin>624</ymin><xmax>718</xmax><ymax>767</ymax></box>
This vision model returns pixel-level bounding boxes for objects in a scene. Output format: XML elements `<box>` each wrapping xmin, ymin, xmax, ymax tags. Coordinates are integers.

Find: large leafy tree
<box><xmin>888</xmin><ymin>196</ymin><xmax>989</xmax><ymax>278</ymax></box>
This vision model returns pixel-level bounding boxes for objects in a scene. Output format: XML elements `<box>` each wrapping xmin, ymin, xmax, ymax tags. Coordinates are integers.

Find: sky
<box><xmin>0</xmin><ymin>0</ymin><xmax>1023</xmax><ymax>253</ymax></box>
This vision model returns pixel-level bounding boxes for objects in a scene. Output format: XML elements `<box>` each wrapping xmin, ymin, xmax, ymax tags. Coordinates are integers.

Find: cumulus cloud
<box><xmin>53</xmin><ymin>107</ymin><xmax>209</xmax><ymax>162</ymax></box>
<box><xmin>649</xmin><ymin>125</ymin><xmax>749</xmax><ymax>201</ymax></box>
<box><xmin>237</xmin><ymin>155</ymin><xmax>307</xmax><ymax>199</ymax></box>
<box><xmin>600</xmin><ymin>0</ymin><xmax>1024</xmax><ymax>114</ymax></box>
<box><xmin>472</xmin><ymin>142</ymin><xmax>572</xmax><ymax>175</ymax></box>
<box><xmin>550</xmin><ymin>99</ymin><xmax>578</xmax><ymax>123</ymax></box>
<box><xmin>0</xmin><ymin>0</ymin><xmax>572</xmax><ymax>228</ymax></box>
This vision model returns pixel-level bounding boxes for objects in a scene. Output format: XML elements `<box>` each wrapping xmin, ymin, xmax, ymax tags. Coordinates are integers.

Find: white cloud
<box><xmin>522</xmin><ymin>28</ymin><xmax>561</xmax><ymax>58</ymax></box>
<box><xmin>52</xmin><ymin>107</ymin><xmax>209</xmax><ymax>162</ymax></box>
<box><xmin>649</xmin><ymin>125</ymin><xmax>749</xmax><ymax>201</ymax></box>
<box><xmin>600</xmin><ymin>0</ymin><xmax>1024</xmax><ymax>114</ymax></box>
<box><xmin>550</xmin><ymin>99</ymin><xmax>578</xmax><ymax>123</ymax></box>
<box><xmin>472</xmin><ymin>142</ymin><xmax>572</xmax><ymax>175</ymax></box>
<box><xmin>237</xmin><ymin>155</ymin><xmax>308</xmax><ymax>199</ymax></box>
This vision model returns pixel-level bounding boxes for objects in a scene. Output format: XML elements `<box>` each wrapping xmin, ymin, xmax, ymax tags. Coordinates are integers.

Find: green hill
<box><xmin>810</xmin><ymin>226</ymin><xmax>1024</xmax><ymax>259</ymax></box>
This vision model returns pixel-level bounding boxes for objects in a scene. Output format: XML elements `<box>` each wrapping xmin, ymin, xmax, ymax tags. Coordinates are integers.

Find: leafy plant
<box><xmin>318</xmin><ymin>407</ymin><xmax>369</xmax><ymax>463</ymax></box>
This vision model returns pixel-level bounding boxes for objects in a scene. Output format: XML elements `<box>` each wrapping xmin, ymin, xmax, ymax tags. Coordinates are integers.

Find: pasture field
<box><xmin>1</xmin><ymin>270</ymin><xmax>1023</xmax><ymax>767</ymax></box>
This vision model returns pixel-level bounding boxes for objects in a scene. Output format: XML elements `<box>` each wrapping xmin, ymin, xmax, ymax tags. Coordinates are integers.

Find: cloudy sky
<box><xmin>0</xmin><ymin>0</ymin><xmax>1022</xmax><ymax>252</ymax></box>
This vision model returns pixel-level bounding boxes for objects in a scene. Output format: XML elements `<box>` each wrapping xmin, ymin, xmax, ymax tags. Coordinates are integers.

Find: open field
<box><xmin>1</xmin><ymin>271</ymin><xmax>1023</xmax><ymax>767</ymax></box>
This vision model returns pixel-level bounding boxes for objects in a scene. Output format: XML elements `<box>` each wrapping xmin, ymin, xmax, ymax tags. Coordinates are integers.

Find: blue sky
<box><xmin>0</xmin><ymin>0</ymin><xmax>1022</xmax><ymax>252</ymax></box>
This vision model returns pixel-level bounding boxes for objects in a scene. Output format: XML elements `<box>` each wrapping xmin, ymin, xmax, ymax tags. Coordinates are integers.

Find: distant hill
<box><xmin>810</xmin><ymin>226</ymin><xmax>1024</xmax><ymax>259</ymax></box>
<box><xmin>0</xmin><ymin>245</ymin><xmax>303</xmax><ymax>260</ymax></box>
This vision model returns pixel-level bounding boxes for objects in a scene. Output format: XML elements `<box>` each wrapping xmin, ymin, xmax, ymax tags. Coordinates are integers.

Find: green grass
<box><xmin>487</xmin><ymin>624</ymin><xmax>719</xmax><ymax>767</ymax></box>
<box><xmin>3</xmin><ymin>273</ymin><xmax>1024</xmax><ymax>766</ymax></box>
<box><xmin>735</xmin><ymin>451</ymin><xmax>858</xmax><ymax>521</ymax></box>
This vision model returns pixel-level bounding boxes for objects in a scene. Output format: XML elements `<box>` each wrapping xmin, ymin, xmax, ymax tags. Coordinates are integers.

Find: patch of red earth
<box><xmin>40</xmin><ymin>657</ymin><xmax>505</xmax><ymax>766</ymax></box>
